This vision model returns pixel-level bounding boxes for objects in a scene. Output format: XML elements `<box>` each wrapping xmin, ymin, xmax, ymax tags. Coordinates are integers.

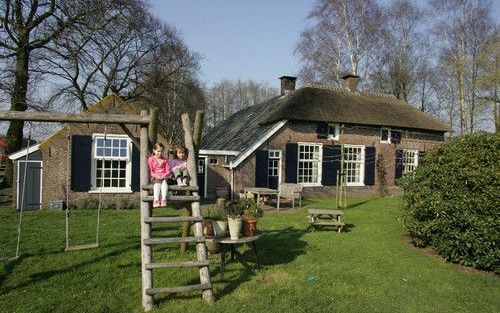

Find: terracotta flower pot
<box><xmin>215</xmin><ymin>186</ymin><xmax>230</xmax><ymax>199</ymax></box>
<box><xmin>242</xmin><ymin>217</ymin><xmax>258</xmax><ymax>236</ymax></box>
<box><xmin>203</xmin><ymin>219</ymin><xmax>214</xmax><ymax>237</ymax></box>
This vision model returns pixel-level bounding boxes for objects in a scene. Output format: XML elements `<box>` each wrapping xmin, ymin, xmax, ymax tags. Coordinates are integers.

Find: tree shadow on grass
<box><xmin>0</xmin><ymin>241</ymin><xmax>140</xmax><ymax>296</ymax></box>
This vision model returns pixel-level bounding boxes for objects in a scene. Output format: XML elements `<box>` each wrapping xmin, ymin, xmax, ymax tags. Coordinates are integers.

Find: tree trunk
<box><xmin>5</xmin><ymin>44</ymin><xmax>30</xmax><ymax>186</ymax></box>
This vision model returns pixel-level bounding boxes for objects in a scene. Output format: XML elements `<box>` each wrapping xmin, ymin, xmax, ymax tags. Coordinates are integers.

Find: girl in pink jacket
<box><xmin>147</xmin><ymin>143</ymin><xmax>172</xmax><ymax>207</ymax></box>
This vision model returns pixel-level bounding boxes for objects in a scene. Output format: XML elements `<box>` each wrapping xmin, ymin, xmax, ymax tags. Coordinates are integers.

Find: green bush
<box><xmin>400</xmin><ymin>132</ymin><xmax>500</xmax><ymax>272</ymax></box>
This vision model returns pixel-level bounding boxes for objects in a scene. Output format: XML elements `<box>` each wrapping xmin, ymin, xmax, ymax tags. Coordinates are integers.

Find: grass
<box><xmin>0</xmin><ymin>197</ymin><xmax>498</xmax><ymax>313</ymax></box>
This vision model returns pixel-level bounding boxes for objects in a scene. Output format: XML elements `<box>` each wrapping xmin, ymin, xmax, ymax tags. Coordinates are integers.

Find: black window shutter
<box><xmin>418</xmin><ymin>150</ymin><xmax>426</xmax><ymax>166</ymax></box>
<box><xmin>285</xmin><ymin>143</ymin><xmax>298</xmax><ymax>183</ymax></box>
<box><xmin>317</xmin><ymin>122</ymin><xmax>328</xmax><ymax>139</ymax></box>
<box><xmin>364</xmin><ymin>146</ymin><xmax>376</xmax><ymax>185</ymax></box>
<box><xmin>131</xmin><ymin>140</ymin><xmax>140</xmax><ymax>191</ymax></box>
<box><xmin>255</xmin><ymin>150</ymin><xmax>269</xmax><ymax>187</ymax></box>
<box><xmin>395</xmin><ymin>149</ymin><xmax>404</xmax><ymax>180</ymax></box>
<box><xmin>322</xmin><ymin>145</ymin><xmax>341</xmax><ymax>186</ymax></box>
<box><xmin>71</xmin><ymin>135</ymin><xmax>92</xmax><ymax>191</ymax></box>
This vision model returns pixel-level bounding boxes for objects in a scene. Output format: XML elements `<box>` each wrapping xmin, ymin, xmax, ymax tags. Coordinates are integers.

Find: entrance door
<box><xmin>197</xmin><ymin>157</ymin><xmax>206</xmax><ymax>198</ymax></box>
<box><xmin>17</xmin><ymin>161</ymin><xmax>42</xmax><ymax>211</ymax></box>
<box><xmin>267</xmin><ymin>150</ymin><xmax>281</xmax><ymax>189</ymax></box>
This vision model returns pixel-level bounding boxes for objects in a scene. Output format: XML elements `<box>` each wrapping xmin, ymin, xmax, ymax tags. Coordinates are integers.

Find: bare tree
<box><xmin>0</xmin><ymin>0</ymin><xmax>97</xmax><ymax>185</ymax></box>
<box><xmin>430</xmin><ymin>0</ymin><xmax>495</xmax><ymax>134</ymax></box>
<box><xmin>204</xmin><ymin>79</ymin><xmax>277</xmax><ymax>131</ymax></box>
<box><xmin>295</xmin><ymin>0</ymin><xmax>384</xmax><ymax>85</ymax></box>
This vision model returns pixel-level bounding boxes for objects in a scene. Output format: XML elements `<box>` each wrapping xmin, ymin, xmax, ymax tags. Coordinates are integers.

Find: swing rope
<box><xmin>0</xmin><ymin>122</ymin><xmax>32</xmax><ymax>261</ymax></box>
<box><xmin>65</xmin><ymin>125</ymin><xmax>105</xmax><ymax>251</ymax></box>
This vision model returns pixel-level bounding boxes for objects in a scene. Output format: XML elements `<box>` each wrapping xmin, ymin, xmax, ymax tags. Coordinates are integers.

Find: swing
<box><xmin>0</xmin><ymin>123</ymin><xmax>33</xmax><ymax>261</ymax></box>
<box><xmin>64</xmin><ymin>125</ymin><xmax>105</xmax><ymax>251</ymax></box>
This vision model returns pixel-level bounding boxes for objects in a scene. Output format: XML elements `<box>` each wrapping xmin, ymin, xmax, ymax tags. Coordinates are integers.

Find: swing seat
<box><xmin>65</xmin><ymin>243</ymin><xmax>99</xmax><ymax>252</ymax></box>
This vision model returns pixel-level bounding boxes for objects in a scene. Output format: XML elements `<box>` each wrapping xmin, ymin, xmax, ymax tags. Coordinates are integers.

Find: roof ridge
<box><xmin>358</xmin><ymin>91</ymin><xmax>396</xmax><ymax>99</ymax></box>
<box><xmin>302</xmin><ymin>83</ymin><xmax>350</xmax><ymax>92</ymax></box>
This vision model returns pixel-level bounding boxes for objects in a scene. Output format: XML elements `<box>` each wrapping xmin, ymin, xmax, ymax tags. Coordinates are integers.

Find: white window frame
<box><xmin>403</xmin><ymin>149</ymin><xmax>419</xmax><ymax>175</ymax></box>
<box><xmin>90</xmin><ymin>133</ymin><xmax>132</xmax><ymax>193</ymax></box>
<box><xmin>342</xmin><ymin>144</ymin><xmax>365</xmax><ymax>187</ymax></box>
<box><xmin>297</xmin><ymin>142</ymin><xmax>323</xmax><ymax>187</ymax></box>
<box><xmin>327</xmin><ymin>123</ymin><xmax>340</xmax><ymax>140</ymax></box>
<box><xmin>268</xmin><ymin>149</ymin><xmax>282</xmax><ymax>186</ymax></box>
<box><xmin>209</xmin><ymin>157</ymin><xmax>218</xmax><ymax>165</ymax></box>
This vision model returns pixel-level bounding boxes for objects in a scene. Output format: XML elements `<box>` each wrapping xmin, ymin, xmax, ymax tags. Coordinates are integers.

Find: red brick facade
<box><xmin>203</xmin><ymin>120</ymin><xmax>444</xmax><ymax>198</ymax></box>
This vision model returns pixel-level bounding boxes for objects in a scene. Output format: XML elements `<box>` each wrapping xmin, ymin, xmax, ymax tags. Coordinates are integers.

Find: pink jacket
<box><xmin>148</xmin><ymin>155</ymin><xmax>172</xmax><ymax>179</ymax></box>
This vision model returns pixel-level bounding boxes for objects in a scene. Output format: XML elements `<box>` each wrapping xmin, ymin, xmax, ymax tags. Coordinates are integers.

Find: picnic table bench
<box><xmin>308</xmin><ymin>209</ymin><xmax>345</xmax><ymax>233</ymax></box>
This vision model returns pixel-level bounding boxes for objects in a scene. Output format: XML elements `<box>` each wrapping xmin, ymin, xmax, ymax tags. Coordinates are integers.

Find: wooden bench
<box><xmin>308</xmin><ymin>209</ymin><xmax>345</xmax><ymax>233</ymax></box>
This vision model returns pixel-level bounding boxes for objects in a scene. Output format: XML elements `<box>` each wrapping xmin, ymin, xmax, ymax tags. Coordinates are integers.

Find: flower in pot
<box><xmin>241</xmin><ymin>198</ymin><xmax>264</xmax><ymax>236</ymax></box>
<box><xmin>225</xmin><ymin>200</ymin><xmax>244</xmax><ymax>240</ymax></box>
<box><xmin>211</xmin><ymin>205</ymin><xmax>228</xmax><ymax>237</ymax></box>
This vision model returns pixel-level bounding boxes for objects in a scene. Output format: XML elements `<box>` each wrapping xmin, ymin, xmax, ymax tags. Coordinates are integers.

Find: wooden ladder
<box><xmin>140</xmin><ymin>184</ymin><xmax>214</xmax><ymax>309</ymax></box>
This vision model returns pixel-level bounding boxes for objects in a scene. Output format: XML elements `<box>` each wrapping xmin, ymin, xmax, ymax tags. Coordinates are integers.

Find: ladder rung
<box><xmin>146</xmin><ymin>283</ymin><xmax>212</xmax><ymax>295</ymax></box>
<box><xmin>144</xmin><ymin>216</ymin><xmax>202</xmax><ymax>223</ymax></box>
<box><xmin>142</xmin><ymin>184</ymin><xmax>199</xmax><ymax>192</ymax></box>
<box><xmin>143</xmin><ymin>237</ymin><xmax>205</xmax><ymax>245</ymax></box>
<box><xmin>145</xmin><ymin>260</ymin><xmax>209</xmax><ymax>270</ymax></box>
<box><xmin>65</xmin><ymin>243</ymin><xmax>99</xmax><ymax>251</ymax></box>
<box><xmin>141</xmin><ymin>195</ymin><xmax>200</xmax><ymax>202</ymax></box>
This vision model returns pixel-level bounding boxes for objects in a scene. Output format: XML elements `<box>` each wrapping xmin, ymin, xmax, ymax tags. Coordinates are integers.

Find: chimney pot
<box><xmin>279</xmin><ymin>76</ymin><xmax>297</xmax><ymax>96</ymax></box>
<box><xmin>341</xmin><ymin>74</ymin><xmax>359</xmax><ymax>92</ymax></box>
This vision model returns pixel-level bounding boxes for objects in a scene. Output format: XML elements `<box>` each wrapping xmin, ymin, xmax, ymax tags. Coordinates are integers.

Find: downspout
<box><xmin>230</xmin><ymin>163</ymin><xmax>235</xmax><ymax>200</ymax></box>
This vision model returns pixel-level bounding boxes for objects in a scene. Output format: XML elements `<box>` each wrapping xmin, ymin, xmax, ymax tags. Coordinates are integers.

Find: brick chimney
<box><xmin>341</xmin><ymin>74</ymin><xmax>359</xmax><ymax>92</ymax></box>
<box><xmin>279</xmin><ymin>76</ymin><xmax>297</xmax><ymax>96</ymax></box>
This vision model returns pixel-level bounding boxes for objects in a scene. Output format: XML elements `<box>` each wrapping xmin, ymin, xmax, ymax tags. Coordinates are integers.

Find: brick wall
<box><xmin>204</xmin><ymin>120</ymin><xmax>445</xmax><ymax>198</ymax></box>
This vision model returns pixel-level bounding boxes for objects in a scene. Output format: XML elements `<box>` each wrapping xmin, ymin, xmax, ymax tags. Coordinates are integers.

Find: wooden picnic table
<box><xmin>244</xmin><ymin>187</ymin><xmax>280</xmax><ymax>210</ymax></box>
<box><xmin>308</xmin><ymin>209</ymin><xmax>345</xmax><ymax>233</ymax></box>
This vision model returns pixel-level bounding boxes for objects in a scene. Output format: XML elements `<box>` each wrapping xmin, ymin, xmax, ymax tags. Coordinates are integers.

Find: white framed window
<box><xmin>381</xmin><ymin>128</ymin><xmax>402</xmax><ymax>144</ymax></box>
<box><xmin>268</xmin><ymin>150</ymin><xmax>281</xmax><ymax>186</ymax></box>
<box><xmin>91</xmin><ymin>134</ymin><xmax>131</xmax><ymax>193</ymax></box>
<box><xmin>403</xmin><ymin>149</ymin><xmax>418</xmax><ymax>174</ymax></box>
<box><xmin>328</xmin><ymin>123</ymin><xmax>340</xmax><ymax>140</ymax></box>
<box><xmin>298</xmin><ymin>143</ymin><xmax>322</xmax><ymax>186</ymax></box>
<box><xmin>343</xmin><ymin>145</ymin><xmax>365</xmax><ymax>186</ymax></box>
<box><xmin>209</xmin><ymin>157</ymin><xmax>218</xmax><ymax>165</ymax></box>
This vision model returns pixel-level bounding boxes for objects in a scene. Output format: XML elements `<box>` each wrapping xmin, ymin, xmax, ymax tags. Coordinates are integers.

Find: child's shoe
<box><xmin>182</xmin><ymin>178</ymin><xmax>189</xmax><ymax>186</ymax></box>
<box><xmin>153</xmin><ymin>200</ymin><xmax>160</xmax><ymax>208</ymax></box>
<box><xmin>160</xmin><ymin>200</ymin><xmax>167</xmax><ymax>207</ymax></box>
<box><xmin>176</xmin><ymin>177</ymin><xmax>183</xmax><ymax>185</ymax></box>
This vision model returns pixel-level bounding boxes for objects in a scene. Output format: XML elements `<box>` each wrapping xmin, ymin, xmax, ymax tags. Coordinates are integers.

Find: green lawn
<box><xmin>0</xmin><ymin>197</ymin><xmax>498</xmax><ymax>313</ymax></box>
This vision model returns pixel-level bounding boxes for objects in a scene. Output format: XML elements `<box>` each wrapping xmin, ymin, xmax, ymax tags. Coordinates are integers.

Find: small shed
<box><xmin>9</xmin><ymin>144</ymin><xmax>42</xmax><ymax>210</ymax></box>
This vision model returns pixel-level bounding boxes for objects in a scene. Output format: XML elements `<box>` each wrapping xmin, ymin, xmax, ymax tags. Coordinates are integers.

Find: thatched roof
<box><xmin>264</xmin><ymin>85</ymin><xmax>451</xmax><ymax>132</ymax></box>
<box><xmin>201</xmin><ymin>85</ymin><xmax>450</xmax><ymax>152</ymax></box>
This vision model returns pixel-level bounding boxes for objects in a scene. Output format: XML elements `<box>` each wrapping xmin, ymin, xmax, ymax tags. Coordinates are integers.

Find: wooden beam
<box><xmin>139</xmin><ymin>110</ymin><xmax>153</xmax><ymax>312</ymax></box>
<box><xmin>193</xmin><ymin>110</ymin><xmax>204</xmax><ymax>153</ymax></box>
<box><xmin>0</xmin><ymin>110</ymin><xmax>150</xmax><ymax>125</ymax></box>
<box><xmin>118</xmin><ymin>124</ymin><xmax>140</xmax><ymax>149</ymax></box>
<box><xmin>148</xmin><ymin>107</ymin><xmax>158</xmax><ymax>146</ymax></box>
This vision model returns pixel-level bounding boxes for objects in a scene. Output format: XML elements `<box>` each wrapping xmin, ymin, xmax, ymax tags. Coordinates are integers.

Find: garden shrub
<box><xmin>400</xmin><ymin>132</ymin><xmax>500</xmax><ymax>272</ymax></box>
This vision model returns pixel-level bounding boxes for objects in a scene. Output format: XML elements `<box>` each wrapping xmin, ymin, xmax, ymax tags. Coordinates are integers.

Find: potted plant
<box><xmin>225</xmin><ymin>200</ymin><xmax>244</xmax><ymax>240</ymax></box>
<box><xmin>241</xmin><ymin>198</ymin><xmax>264</xmax><ymax>236</ymax></box>
<box><xmin>202</xmin><ymin>205</ymin><xmax>218</xmax><ymax>237</ymax></box>
<box><xmin>215</xmin><ymin>183</ymin><xmax>230</xmax><ymax>199</ymax></box>
<box><xmin>211</xmin><ymin>205</ymin><xmax>228</xmax><ymax>237</ymax></box>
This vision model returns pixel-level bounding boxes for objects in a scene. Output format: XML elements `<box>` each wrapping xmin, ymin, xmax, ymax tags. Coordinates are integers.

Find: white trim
<box><xmin>9</xmin><ymin>144</ymin><xmax>40</xmax><ymax>160</ymax></box>
<box><xmin>16</xmin><ymin>160</ymin><xmax>43</xmax><ymax>210</ymax></box>
<box><xmin>267</xmin><ymin>149</ymin><xmax>282</xmax><ymax>187</ymax></box>
<box><xmin>199</xmin><ymin>149</ymin><xmax>239</xmax><ymax>156</ymax></box>
<box><xmin>230</xmin><ymin>120</ymin><xmax>288</xmax><ymax>168</ymax></box>
<box><xmin>297</xmin><ymin>142</ymin><xmax>323</xmax><ymax>186</ymax></box>
<box><xmin>198</xmin><ymin>156</ymin><xmax>208</xmax><ymax>198</ymax></box>
<box><xmin>380</xmin><ymin>128</ymin><xmax>391</xmax><ymax>144</ymax></box>
<box><xmin>343</xmin><ymin>144</ymin><xmax>365</xmax><ymax>187</ymax></box>
<box><xmin>90</xmin><ymin>134</ymin><xmax>132</xmax><ymax>193</ymax></box>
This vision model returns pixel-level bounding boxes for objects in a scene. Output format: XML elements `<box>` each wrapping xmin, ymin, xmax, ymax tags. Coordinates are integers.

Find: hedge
<box><xmin>400</xmin><ymin>132</ymin><xmax>500</xmax><ymax>272</ymax></box>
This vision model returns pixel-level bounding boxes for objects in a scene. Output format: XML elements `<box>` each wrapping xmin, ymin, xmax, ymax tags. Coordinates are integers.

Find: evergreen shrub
<box><xmin>400</xmin><ymin>132</ymin><xmax>500</xmax><ymax>272</ymax></box>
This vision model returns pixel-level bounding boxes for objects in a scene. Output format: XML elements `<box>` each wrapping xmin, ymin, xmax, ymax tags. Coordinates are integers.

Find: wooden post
<box><xmin>182</xmin><ymin>113</ymin><xmax>214</xmax><ymax>302</ymax></box>
<box><xmin>180</xmin><ymin>111</ymin><xmax>204</xmax><ymax>251</ymax></box>
<box><xmin>148</xmin><ymin>107</ymin><xmax>158</xmax><ymax>146</ymax></box>
<box><xmin>140</xmin><ymin>110</ymin><xmax>153</xmax><ymax>311</ymax></box>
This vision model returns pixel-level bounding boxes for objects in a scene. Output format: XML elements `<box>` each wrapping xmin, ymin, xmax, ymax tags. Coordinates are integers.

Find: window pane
<box><xmin>120</xmin><ymin>170</ymin><xmax>126</xmax><ymax>178</ymax></box>
<box><xmin>104</xmin><ymin>148</ymin><xmax>111</xmax><ymax>157</ymax></box>
<box><xmin>96</xmin><ymin>148</ymin><xmax>103</xmax><ymax>156</ymax></box>
<box><xmin>120</xmin><ymin>148</ymin><xmax>127</xmax><ymax>157</ymax></box>
<box><xmin>112</xmin><ymin>149</ymin><xmax>119</xmax><ymax>157</ymax></box>
<box><xmin>381</xmin><ymin>129</ymin><xmax>389</xmax><ymax>141</ymax></box>
<box><xmin>104</xmin><ymin>139</ymin><xmax>112</xmax><ymax>147</ymax></box>
<box><xmin>119</xmin><ymin>180</ymin><xmax>125</xmax><ymax>187</ymax></box>
<box><xmin>113</xmin><ymin>139</ymin><xmax>120</xmax><ymax>147</ymax></box>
